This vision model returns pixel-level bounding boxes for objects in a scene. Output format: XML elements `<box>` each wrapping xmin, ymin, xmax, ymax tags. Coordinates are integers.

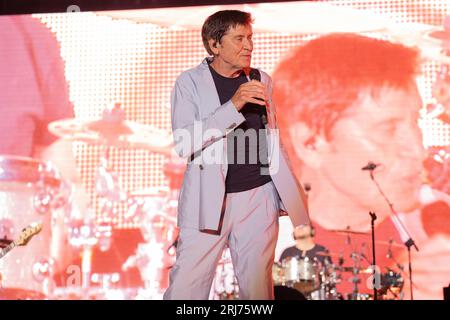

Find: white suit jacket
<box><xmin>171</xmin><ymin>58</ymin><xmax>310</xmax><ymax>232</ymax></box>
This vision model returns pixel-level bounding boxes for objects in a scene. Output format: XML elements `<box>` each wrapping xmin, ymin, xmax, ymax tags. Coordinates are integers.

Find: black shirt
<box><xmin>279</xmin><ymin>244</ymin><xmax>332</xmax><ymax>266</ymax></box>
<box><xmin>208</xmin><ymin>64</ymin><xmax>272</xmax><ymax>193</ymax></box>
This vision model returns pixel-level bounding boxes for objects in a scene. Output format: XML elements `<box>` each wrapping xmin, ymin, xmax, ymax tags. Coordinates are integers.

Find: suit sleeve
<box><xmin>171</xmin><ymin>73</ymin><xmax>246</xmax><ymax>159</ymax></box>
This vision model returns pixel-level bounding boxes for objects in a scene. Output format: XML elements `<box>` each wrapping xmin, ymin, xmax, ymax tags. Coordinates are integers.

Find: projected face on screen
<box><xmin>272</xmin><ymin>32</ymin><xmax>449</xmax><ymax>300</ymax></box>
<box><xmin>272</xmin><ymin>33</ymin><xmax>428</xmax><ymax>231</ymax></box>
<box><xmin>298</xmin><ymin>86</ymin><xmax>425</xmax><ymax>224</ymax></box>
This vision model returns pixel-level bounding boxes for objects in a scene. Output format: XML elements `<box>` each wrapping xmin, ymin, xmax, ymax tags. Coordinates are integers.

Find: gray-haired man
<box><xmin>164</xmin><ymin>10</ymin><xmax>310</xmax><ymax>300</ymax></box>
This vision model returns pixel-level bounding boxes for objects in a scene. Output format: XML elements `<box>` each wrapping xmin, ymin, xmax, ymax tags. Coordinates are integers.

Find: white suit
<box><xmin>164</xmin><ymin>58</ymin><xmax>310</xmax><ymax>299</ymax></box>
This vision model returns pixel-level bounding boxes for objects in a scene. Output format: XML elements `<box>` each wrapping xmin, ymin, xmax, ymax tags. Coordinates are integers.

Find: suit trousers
<box><xmin>163</xmin><ymin>181</ymin><xmax>280</xmax><ymax>300</ymax></box>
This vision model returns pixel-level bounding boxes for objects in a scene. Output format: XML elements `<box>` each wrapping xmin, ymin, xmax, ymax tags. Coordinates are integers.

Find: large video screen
<box><xmin>0</xmin><ymin>0</ymin><xmax>449</xmax><ymax>300</ymax></box>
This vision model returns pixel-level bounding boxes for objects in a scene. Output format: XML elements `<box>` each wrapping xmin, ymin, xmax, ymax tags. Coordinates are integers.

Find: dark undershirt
<box><xmin>208</xmin><ymin>63</ymin><xmax>272</xmax><ymax>193</ymax></box>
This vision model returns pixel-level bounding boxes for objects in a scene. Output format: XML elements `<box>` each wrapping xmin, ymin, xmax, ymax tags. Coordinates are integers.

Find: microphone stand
<box><xmin>369</xmin><ymin>211</ymin><xmax>377</xmax><ymax>300</ymax></box>
<box><xmin>367</xmin><ymin>168</ymin><xmax>419</xmax><ymax>300</ymax></box>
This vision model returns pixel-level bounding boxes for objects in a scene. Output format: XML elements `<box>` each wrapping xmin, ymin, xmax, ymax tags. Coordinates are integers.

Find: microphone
<box><xmin>304</xmin><ymin>183</ymin><xmax>311</xmax><ymax>192</ymax></box>
<box><xmin>249</xmin><ymin>68</ymin><xmax>268</xmax><ymax>125</ymax></box>
<box><xmin>249</xmin><ymin>68</ymin><xmax>261</xmax><ymax>82</ymax></box>
<box><xmin>361</xmin><ymin>162</ymin><xmax>380</xmax><ymax>171</ymax></box>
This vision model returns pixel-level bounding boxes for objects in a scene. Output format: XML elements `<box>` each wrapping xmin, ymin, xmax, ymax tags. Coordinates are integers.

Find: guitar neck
<box><xmin>0</xmin><ymin>241</ymin><xmax>16</xmax><ymax>259</ymax></box>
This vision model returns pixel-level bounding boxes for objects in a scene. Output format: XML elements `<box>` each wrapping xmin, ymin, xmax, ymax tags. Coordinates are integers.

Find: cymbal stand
<box><xmin>367</xmin><ymin>168</ymin><xmax>418</xmax><ymax>300</ymax></box>
<box><xmin>348</xmin><ymin>250</ymin><xmax>362</xmax><ymax>300</ymax></box>
<box><xmin>369</xmin><ymin>211</ymin><xmax>377</xmax><ymax>300</ymax></box>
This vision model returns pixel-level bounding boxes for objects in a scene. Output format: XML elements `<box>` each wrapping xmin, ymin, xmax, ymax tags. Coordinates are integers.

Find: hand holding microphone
<box><xmin>231</xmin><ymin>80</ymin><xmax>266</xmax><ymax>111</ymax></box>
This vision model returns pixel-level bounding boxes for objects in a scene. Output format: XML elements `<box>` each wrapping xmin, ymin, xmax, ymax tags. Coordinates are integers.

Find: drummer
<box><xmin>279</xmin><ymin>224</ymin><xmax>332</xmax><ymax>266</ymax></box>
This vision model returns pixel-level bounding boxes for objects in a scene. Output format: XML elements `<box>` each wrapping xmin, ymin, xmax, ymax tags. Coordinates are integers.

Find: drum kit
<box><xmin>270</xmin><ymin>229</ymin><xmax>407</xmax><ymax>301</ymax></box>
<box><xmin>209</xmin><ymin>227</ymin><xmax>406</xmax><ymax>300</ymax></box>
<box><xmin>0</xmin><ymin>103</ymin><xmax>181</xmax><ymax>300</ymax></box>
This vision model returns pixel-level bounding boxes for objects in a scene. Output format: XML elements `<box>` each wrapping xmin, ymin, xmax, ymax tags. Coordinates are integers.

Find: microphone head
<box><xmin>304</xmin><ymin>183</ymin><xmax>311</xmax><ymax>192</ymax></box>
<box><xmin>362</xmin><ymin>162</ymin><xmax>379</xmax><ymax>171</ymax></box>
<box><xmin>249</xmin><ymin>68</ymin><xmax>261</xmax><ymax>81</ymax></box>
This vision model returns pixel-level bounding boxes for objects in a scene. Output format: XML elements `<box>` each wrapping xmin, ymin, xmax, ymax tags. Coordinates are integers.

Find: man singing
<box><xmin>164</xmin><ymin>10</ymin><xmax>310</xmax><ymax>300</ymax></box>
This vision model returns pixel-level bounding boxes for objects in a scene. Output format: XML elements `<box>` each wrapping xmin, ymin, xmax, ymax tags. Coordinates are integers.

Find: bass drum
<box><xmin>274</xmin><ymin>286</ymin><xmax>306</xmax><ymax>300</ymax></box>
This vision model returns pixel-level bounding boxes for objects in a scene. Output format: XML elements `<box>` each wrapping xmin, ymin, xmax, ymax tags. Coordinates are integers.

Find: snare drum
<box><xmin>281</xmin><ymin>257</ymin><xmax>320</xmax><ymax>294</ymax></box>
<box><xmin>0</xmin><ymin>155</ymin><xmax>68</xmax><ymax>298</ymax></box>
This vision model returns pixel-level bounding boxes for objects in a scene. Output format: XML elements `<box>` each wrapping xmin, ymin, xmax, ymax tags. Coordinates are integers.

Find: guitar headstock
<box><xmin>16</xmin><ymin>223</ymin><xmax>42</xmax><ymax>246</ymax></box>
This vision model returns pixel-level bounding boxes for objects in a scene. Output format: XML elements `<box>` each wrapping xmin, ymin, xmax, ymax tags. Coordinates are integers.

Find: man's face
<box><xmin>302</xmin><ymin>86</ymin><xmax>426</xmax><ymax>218</ymax></box>
<box><xmin>293</xmin><ymin>224</ymin><xmax>313</xmax><ymax>239</ymax></box>
<box><xmin>212</xmin><ymin>24</ymin><xmax>253</xmax><ymax>71</ymax></box>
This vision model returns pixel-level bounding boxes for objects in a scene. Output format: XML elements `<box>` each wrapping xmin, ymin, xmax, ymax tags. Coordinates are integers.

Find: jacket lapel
<box><xmin>198</xmin><ymin>58</ymin><xmax>229</xmax><ymax>178</ymax></box>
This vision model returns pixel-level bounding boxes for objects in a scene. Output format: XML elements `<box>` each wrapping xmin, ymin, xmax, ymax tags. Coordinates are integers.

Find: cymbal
<box><xmin>328</xmin><ymin>229</ymin><xmax>369</xmax><ymax>235</ymax></box>
<box><xmin>315</xmin><ymin>251</ymin><xmax>342</xmax><ymax>258</ymax></box>
<box><xmin>49</xmin><ymin>118</ymin><xmax>174</xmax><ymax>155</ymax></box>
<box><xmin>428</xmin><ymin>30</ymin><xmax>450</xmax><ymax>42</ymax></box>
<box><xmin>428</xmin><ymin>15</ymin><xmax>450</xmax><ymax>42</ymax></box>
<box><xmin>384</xmin><ymin>22</ymin><xmax>450</xmax><ymax>64</ymax></box>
